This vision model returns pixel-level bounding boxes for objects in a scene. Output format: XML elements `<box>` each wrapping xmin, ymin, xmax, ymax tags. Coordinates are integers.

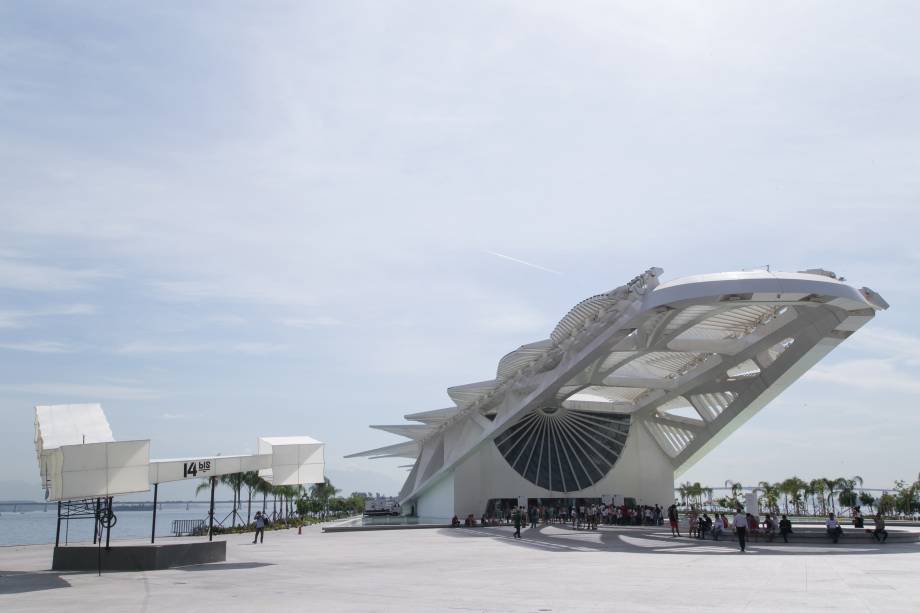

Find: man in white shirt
<box><xmin>826</xmin><ymin>513</ymin><xmax>843</xmax><ymax>543</ymax></box>
<box><xmin>732</xmin><ymin>509</ymin><xmax>748</xmax><ymax>551</ymax></box>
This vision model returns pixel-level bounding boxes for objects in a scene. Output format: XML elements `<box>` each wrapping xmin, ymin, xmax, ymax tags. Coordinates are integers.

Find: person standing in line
<box><xmin>667</xmin><ymin>502</ymin><xmax>681</xmax><ymax>537</ymax></box>
<box><xmin>530</xmin><ymin>506</ymin><xmax>538</xmax><ymax>530</ymax></box>
<box><xmin>513</xmin><ymin>507</ymin><xmax>522</xmax><ymax>538</ymax></box>
<box><xmin>779</xmin><ymin>514</ymin><xmax>792</xmax><ymax>543</ymax></box>
<box><xmin>733</xmin><ymin>509</ymin><xmax>748</xmax><ymax>552</ymax></box>
<box><xmin>253</xmin><ymin>511</ymin><xmax>266</xmax><ymax>544</ymax></box>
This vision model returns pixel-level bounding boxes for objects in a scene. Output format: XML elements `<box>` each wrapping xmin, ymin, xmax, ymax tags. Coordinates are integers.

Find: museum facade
<box><xmin>348</xmin><ymin>268</ymin><xmax>888</xmax><ymax>520</ymax></box>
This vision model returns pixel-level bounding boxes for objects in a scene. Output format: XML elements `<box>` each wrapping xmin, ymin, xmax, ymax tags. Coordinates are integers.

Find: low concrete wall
<box><xmin>52</xmin><ymin>541</ymin><xmax>226</xmax><ymax>572</ymax></box>
<box><xmin>324</xmin><ymin>524</ymin><xmax>451</xmax><ymax>533</ymax></box>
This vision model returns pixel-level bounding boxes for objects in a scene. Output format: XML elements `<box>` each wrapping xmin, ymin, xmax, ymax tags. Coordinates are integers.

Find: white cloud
<box><xmin>115</xmin><ymin>342</ymin><xmax>211</xmax><ymax>354</ymax></box>
<box><xmin>280</xmin><ymin>317</ymin><xmax>343</xmax><ymax>328</ymax></box>
<box><xmin>804</xmin><ymin>327</ymin><xmax>920</xmax><ymax>395</ymax></box>
<box><xmin>207</xmin><ymin>314</ymin><xmax>246</xmax><ymax>326</ymax></box>
<box><xmin>0</xmin><ymin>257</ymin><xmax>112</xmax><ymax>291</ymax></box>
<box><xmin>485</xmin><ymin>251</ymin><xmax>563</xmax><ymax>275</ymax></box>
<box><xmin>804</xmin><ymin>358</ymin><xmax>920</xmax><ymax>394</ymax></box>
<box><xmin>476</xmin><ymin>308</ymin><xmax>552</xmax><ymax>335</ymax></box>
<box><xmin>0</xmin><ymin>382</ymin><xmax>158</xmax><ymax>400</ymax></box>
<box><xmin>0</xmin><ymin>304</ymin><xmax>95</xmax><ymax>329</ymax></box>
<box><xmin>230</xmin><ymin>342</ymin><xmax>284</xmax><ymax>354</ymax></box>
<box><xmin>114</xmin><ymin>341</ymin><xmax>284</xmax><ymax>355</ymax></box>
<box><xmin>0</xmin><ymin>340</ymin><xmax>72</xmax><ymax>353</ymax></box>
<box><xmin>848</xmin><ymin>327</ymin><xmax>920</xmax><ymax>365</ymax></box>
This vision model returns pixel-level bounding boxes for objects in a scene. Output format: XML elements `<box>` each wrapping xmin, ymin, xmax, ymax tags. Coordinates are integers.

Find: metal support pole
<box><xmin>105</xmin><ymin>497</ymin><xmax>113</xmax><ymax>550</ymax></box>
<box><xmin>54</xmin><ymin>501</ymin><xmax>62</xmax><ymax>548</ymax></box>
<box><xmin>93</xmin><ymin>498</ymin><xmax>100</xmax><ymax>544</ymax></box>
<box><xmin>151</xmin><ymin>483</ymin><xmax>158</xmax><ymax>544</ymax></box>
<box><xmin>208</xmin><ymin>476</ymin><xmax>216</xmax><ymax>542</ymax></box>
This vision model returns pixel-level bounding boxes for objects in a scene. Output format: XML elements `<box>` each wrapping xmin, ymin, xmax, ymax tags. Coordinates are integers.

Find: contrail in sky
<box><xmin>486</xmin><ymin>250</ymin><xmax>563</xmax><ymax>275</ymax></box>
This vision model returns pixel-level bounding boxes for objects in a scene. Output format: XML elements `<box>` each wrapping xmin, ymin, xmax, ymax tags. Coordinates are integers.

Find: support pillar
<box><xmin>54</xmin><ymin>501</ymin><xmax>62</xmax><ymax>548</ymax></box>
<box><xmin>151</xmin><ymin>483</ymin><xmax>158</xmax><ymax>544</ymax></box>
<box><xmin>208</xmin><ymin>476</ymin><xmax>216</xmax><ymax>542</ymax></box>
<box><xmin>105</xmin><ymin>497</ymin><xmax>113</xmax><ymax>551</ymax></box>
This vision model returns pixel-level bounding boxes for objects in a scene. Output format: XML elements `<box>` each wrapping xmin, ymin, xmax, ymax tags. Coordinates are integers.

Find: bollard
<box><xmin>298</xmin><ymin>525</ymin><xmax>302</xmax><ymax>535</ymax></box>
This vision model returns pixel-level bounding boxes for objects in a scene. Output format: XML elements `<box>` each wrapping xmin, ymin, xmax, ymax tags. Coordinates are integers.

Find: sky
<box><xmin>0</xmin><ymin>1</ymin><xmax>918</xmax><ymax>501</ymax></box>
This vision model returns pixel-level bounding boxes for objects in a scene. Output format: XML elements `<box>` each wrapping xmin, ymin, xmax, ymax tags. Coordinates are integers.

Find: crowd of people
<box><xmin>451</xmin><ymin>501</ymin><xmax>892</xmax><ymax>550</ymax></box>
<box><xmin>671</xmin><ymin>504</ymin><xmax>890</xmax><ymax>550</ymax></box>
<box><xmin>465</xmin><ymin>502</ymin><xmax>668</xmax><ymax>531</ymax></box>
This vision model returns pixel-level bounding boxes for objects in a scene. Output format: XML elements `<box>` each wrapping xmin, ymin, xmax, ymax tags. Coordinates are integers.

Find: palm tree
<box><xmin>822</xmin><ymin>478</ymin><xmax>843</xmax><ymax>514</ymax></box>
<box><xmin>858</xmin><ymin>491</ymin><xmax>875</xmax><ymax>513</ymax></box>
<box><xmin>703</xmin><ymin>486</ymin><xmax>714</xmax><ymax>511</ymax></box>
<box><xmin>809</xmin><ymin>479</ymin><xmax>826</xmax><ymax>516</ymax></box>
<box><xmin>254</xmin><ymin>475</ymin><xmax>271</xmax><ymax>515</ymax></box>
<box><xmin>691</xmin><ymin>482</ymin><xmax>704</xmax><ymax>509</ymax></box>
<box><xmin>803</xmin><ymin>482</ymin><xmax>815</xmax><ymax>515</ymax></box>
<box><xmin>757</xmin><ymin>481</ymin><xmax>780</xmax><ymax>515</ymax></box>
<box><xmin>678</xmin><ymin>482</ymin><xmax>691</xmax><ymax>508</ymax></box>
<box><xmin>837</xmin><ymin>476</ymin><xmax>864</xmax><ymax>512</ymax></box>
<box><xmin>310</xmin><ymin>478</ymin><xmax>340</xmax><ymax>519</ymax></box>
<box><xmin>219</xmin><ymin>473</ymin><xmax>246</xmax><ymax>527</ymax></box>
<box><xmin>241</xmin><ymin>471</ymin><xmax>263</xmax><ymax>523</ymax></box>
<box><xmin>195</xmin><ymin>477</ymin><xmax>212</xmax><ymax>497</ymax></box>
<box><xmin>781</xmin><ymin>477</ymin><xmax>807</xmax><ymax>515</ymax></box>
<box><xmin>725</xmin><ymin>480</ymin><xmax>743</xmax><ymax>509</ymax></box>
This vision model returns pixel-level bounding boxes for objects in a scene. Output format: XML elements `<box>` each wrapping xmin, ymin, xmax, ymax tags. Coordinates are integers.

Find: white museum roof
<box><xmin>347</xmin><ymin>267</ymin><xmax>887</xmax><ymax>489</ymax></box>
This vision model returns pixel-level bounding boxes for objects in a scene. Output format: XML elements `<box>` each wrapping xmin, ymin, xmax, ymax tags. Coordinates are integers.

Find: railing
<box><xmin>172</xmin><ymin>519</ymin><xmax>206</xmax><ymax>536</ymax></box>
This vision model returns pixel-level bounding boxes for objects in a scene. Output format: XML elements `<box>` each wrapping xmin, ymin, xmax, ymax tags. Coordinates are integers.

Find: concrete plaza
<box><xmin>2</xmin><ymin>522</ymin><xmax>918</xmax><ymax>612</ymax></box>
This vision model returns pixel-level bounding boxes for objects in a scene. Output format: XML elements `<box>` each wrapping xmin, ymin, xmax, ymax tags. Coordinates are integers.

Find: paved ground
<box><xmin>2</xmin><ymin>522</ymin><xmax>919</xmax><ymax>612</ymax></box>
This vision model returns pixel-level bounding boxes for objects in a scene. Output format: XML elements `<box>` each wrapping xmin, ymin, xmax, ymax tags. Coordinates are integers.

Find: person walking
<box><xmin>513</xmin><ymin>507</ymin><xmax>522</xmax><ymax>539</ymax></box>
<box><xmin>667</xmin><ymin>503</ymin><xmax>681</xmax><ymax>537</ymax></box>
<box><xmin>779</xmin><ymin>514</ymin><xmax>792</xmax><ymax>543</ymax></box>
<box><xmin>253</xmin><ymin>511</ymin><xmax>266</xmax><ymax>544</ymax></box>
<box><xmin>733</xmin><ymin>509</ymin><xmax>747</xmax><ymax>552</ymax></box>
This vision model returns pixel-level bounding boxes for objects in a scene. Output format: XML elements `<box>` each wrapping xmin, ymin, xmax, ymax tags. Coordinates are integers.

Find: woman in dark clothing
<box><xmin>779</xmin><ymin>515</ymin><xmax>792</xmax><ymax>543</ymax></box>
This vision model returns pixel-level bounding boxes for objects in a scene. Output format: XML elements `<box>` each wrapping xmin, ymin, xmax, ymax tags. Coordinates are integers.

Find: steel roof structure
<box><xmin>349</xmin><ymin>267</ymin><xmax>888</xmax><ymax>517</ymax></box>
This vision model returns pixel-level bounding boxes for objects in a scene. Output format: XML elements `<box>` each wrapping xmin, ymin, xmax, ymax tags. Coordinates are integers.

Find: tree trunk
<box><xmin>247</xmin><ymin>488</ymin><xmax>252</xmax><ymax>523</ymax></box>
<box><xmin>232</xmin><ymin>486</ymin><xmax>237</xmax><ymax>528</ymax></box>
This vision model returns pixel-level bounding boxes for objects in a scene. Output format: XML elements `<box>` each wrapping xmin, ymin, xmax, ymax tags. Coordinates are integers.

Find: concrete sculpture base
<box><xmin>52</xmin><ymin>540</ymin><xmax>226</xmax><ymax>572</ymax></box>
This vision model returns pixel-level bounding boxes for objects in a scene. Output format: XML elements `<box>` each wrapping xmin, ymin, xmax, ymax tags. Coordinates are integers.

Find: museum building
<box><xmin>348</xmin><ymin>268</ymin><xmax>888</xmax><ymax>520</ymax></box>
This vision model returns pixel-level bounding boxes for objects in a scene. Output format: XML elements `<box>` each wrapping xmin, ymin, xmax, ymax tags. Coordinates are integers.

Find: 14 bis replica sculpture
<box><xmin>349</xmin><ymin>268</ymin><xmax>888</xmax><ymax>520</ymax></box>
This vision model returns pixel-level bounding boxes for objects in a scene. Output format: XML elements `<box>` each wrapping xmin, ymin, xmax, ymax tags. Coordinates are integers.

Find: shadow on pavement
<box><xmin>441</xmin><ymin>525</ymin><xmax>918</xmax><ymax>556</ymax></box>
<box><xmin>0</xmin><ymin>570</ymin><xmax>70</xmax><ymax>595</ymax></box>
<box><xmin>179</xmin><ymin>562</ymin><xmax>275</xmax><ymax>571</ymax></box>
